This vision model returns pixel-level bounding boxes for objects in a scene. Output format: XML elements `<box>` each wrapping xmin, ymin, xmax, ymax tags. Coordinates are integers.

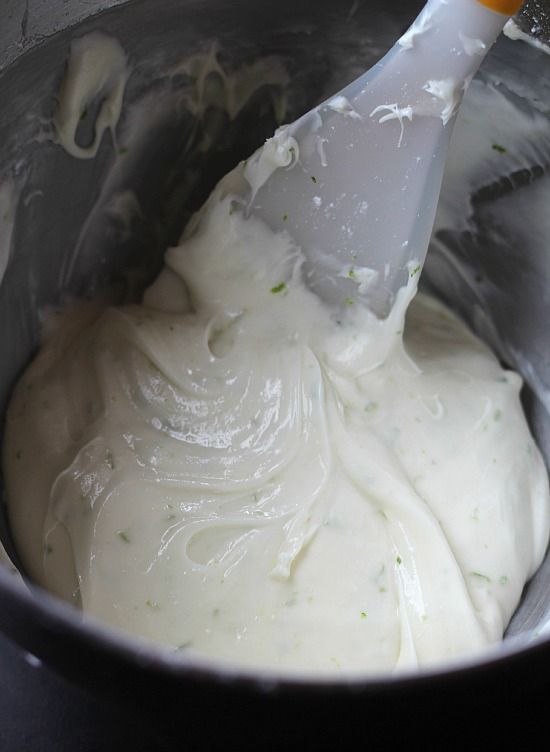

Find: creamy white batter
<box><xmin>4</xmin><ymin>161</ymin><xmax>549</xmax><ymax>674</ymax></box>
<box><xmin>2</xmin><ymin>24</ymin><xmax>550</xmax><ymax>676</ymax></box>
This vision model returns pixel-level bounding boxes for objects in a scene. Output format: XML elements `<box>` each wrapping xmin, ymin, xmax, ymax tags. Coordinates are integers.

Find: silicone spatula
<box><xmin>235</xmin><ymin>0</ymin><xmax>523</xmax><ymax>316</ymax></box>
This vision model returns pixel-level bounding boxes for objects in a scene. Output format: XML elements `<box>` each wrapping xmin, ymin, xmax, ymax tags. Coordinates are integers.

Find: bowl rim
<box><xmin>1</xmin><ymin>560</ymin><xmax>549</xmax><ymax>696</ymax></box>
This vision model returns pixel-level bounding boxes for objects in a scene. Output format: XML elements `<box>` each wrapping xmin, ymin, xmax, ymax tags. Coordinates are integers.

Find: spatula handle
<box><xmin>478</xmin><ymin>0</ymin><xmax>523</xmax><ymax>14</ymax></box>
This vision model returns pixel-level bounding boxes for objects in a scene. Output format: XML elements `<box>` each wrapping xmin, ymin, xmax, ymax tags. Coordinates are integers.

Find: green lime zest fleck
<box><xmin>499</xmin><ymin>575</ymin><xmax>509</xmax><ymax>585</ymax></box>
<box><xmin>271</xmin><ymin>282</ymin><xmax>286</xmax><ymax>294</ymax></box>
<box><xmin>396</xmin><ymin>555</ymin><xmax>402</xmax><ymax>565</ymax></box>
<box><xmin>283</xmin><ymin>213</ymin><xmax>288</xmax><ymax>221</ymax></box>
<box><xmin>344</xmin><ymin>297</ymin><xmax>354</xmax><ymax>306</ymax></box>
<box><xmin>409</xmin><ymin>265</ymin><xmax>421</xmax><ymax>277</ymax></box>
<box><xmin>348</xmin><ymin>268</ymin><xmax>356</xmax><ymax>279</ymax></box>
<box><xmin>311</xmin><ymin>175</ymin><xmax>317</xmax><ymax>184</ymax></box>
<box><xmin>146</xmin><ymin>599</ymin><xmax>160</xmax><ymax>610</ymax></box>
<box><xmin>284</xmin><ymin>592</ymin><xmax>298</xmax><ymax>607</ymax></box>
<box><xmin>119</xmin><ymin>147</ymin><xmax>128</xmax><ymax>155</ymax></box>
<box><xmin>117</xmin><ymin>530</ymin><xmax>131</xmax><ymax>543</ymax></box>
<box><xmin>360</xmin><ymin>611</ymin><xmax>367</xmax><ymax>619</ymax></box>
<box><xmin>470</xmin><ymin>571</ymin><xmax>491</xmax><ymax>582</ymax></box>
<box><xmin>492</xmin><ymin>143</ymin><xmax>507</xmax><ymax>154</ymax></box>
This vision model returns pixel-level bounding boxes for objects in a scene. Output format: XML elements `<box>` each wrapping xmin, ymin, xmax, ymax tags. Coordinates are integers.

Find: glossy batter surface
<box><xmin>4</xmin><ymin>181</ymin><xmax>549</xmax><ymax>674</ymax></box>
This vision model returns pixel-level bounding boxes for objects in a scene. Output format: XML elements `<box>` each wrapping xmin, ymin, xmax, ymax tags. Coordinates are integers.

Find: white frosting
<box><xmin>370</xmin><ymin>104</ymin><xmax>414</xmax><ymax>147</ymax></box>
<box><xmin>4</xmin><ymin>168</ymin><xmax>549</xmax><ymax>674</ymax></box>
<box><xmin>243</xmin><ymin>126</ymin><xmax>299</xmax><ymax>203</ymax></box>
<box><xmin>327</xmin><ymin>96</ymin><xmax>362</xmax><ymax>120</ymax></box>
<box><xmin>398</xmin><ymin>6</ymin><xmax>434</xmax><ymax>50</ymax></box>
<box><xmin>503</xmin><ymin>19</ymin><xmax>550</xmax><ymax>55</ymax></box>
<box><xmin>422</xmin><ymin>78</ymin><xmax>463</xmax><ymax>125</ymax></box>
<box><xmin>339</xmin><ymin>264</ymin><xmax>379</xmax><ymax>294</ymax></box>
<box><xmin>458</xmin><ymin>32</ymin><xmax>487</xmax><ymax>57</ymax></box>
<box><xmin>169</xmin><ymin>44</ymin><xmax>289</xmax><ymax>123</ymax></box>
<box><xmin>53</xmin><ymin>32</ymin><xmax>128</xmax><ymax>159</ymax></box>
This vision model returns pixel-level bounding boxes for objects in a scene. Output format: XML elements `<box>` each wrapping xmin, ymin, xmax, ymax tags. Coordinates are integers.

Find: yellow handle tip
<box><xmin>478</xmin><ymin>0</ymin><xmax>523</xmax><ymax>15</ymax></box>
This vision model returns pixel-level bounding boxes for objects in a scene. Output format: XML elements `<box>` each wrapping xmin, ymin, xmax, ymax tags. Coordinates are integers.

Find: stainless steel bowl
<box><xmin>1</xmin><ymin>0</ymin><xmax>550</xmax><ymax>746</ymax></box>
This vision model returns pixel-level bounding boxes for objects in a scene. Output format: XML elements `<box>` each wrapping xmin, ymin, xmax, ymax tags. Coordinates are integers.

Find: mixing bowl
<box><xmin>1</xmin><ymin>0</ymin><xmax>550</xmax><ymax>746</ymax></box>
